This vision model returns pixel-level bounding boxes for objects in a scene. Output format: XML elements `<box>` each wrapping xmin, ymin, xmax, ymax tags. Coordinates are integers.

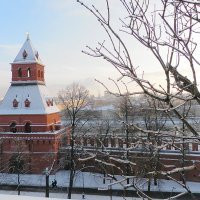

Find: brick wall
<box><xmin>0</xmin><ymin>113</ymin><xmax>61</xmax><ymax>132</ymax></box>
<box><xmin>12</xmin><ymin>63</ymin><xmax>45</xmax><ymax>82</ymax></box>
<box><xmin>0</xmin><ymin>129</ymin><xmax>66</xmax><ymax>173</ymax></box>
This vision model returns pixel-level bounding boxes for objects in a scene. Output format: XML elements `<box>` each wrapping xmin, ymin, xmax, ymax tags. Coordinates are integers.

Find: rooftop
<box><xmin>12</xmin><ymin>34</ymin><xmax>43</xmax><ymax>65</ymax></box>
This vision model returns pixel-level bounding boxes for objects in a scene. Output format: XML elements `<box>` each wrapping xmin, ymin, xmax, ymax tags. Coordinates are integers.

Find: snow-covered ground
<box><xmin>0</xmin><ymin>191</ymin><xmax>159</xmax><ymax>200</ymax></box>
<box><xmin>0</xmin><ymin>170</ymin><xmax>200</xmax><ymax>200</ymax></box>
<box><xmin>0</xmin><ymin>170</ymin><xmax>200</xmax><ymax>194</ymax></box>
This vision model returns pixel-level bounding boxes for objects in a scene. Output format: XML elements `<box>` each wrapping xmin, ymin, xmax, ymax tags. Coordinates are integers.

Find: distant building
<box><xmin>0</xmin><ymin>35</ymin><xmax>65</xmax><ymax>173</ymax></box>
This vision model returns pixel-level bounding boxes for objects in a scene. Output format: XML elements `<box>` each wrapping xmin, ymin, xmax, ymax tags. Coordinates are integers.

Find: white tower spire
<box><xmin>13</xmin><ymin>34</ymin><xmax>42</xmax><ymax>64</ymax></box>
<box><xmin>26</xmin><ymin>32</ymin><xmax>30</xmax><ymax>40</ymax></box>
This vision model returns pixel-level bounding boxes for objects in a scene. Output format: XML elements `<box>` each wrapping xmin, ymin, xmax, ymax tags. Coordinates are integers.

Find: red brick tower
<box><xmin>0</xmin><ymin>35</ymin><xmax>65</xmax><ymax>173</ymax></box>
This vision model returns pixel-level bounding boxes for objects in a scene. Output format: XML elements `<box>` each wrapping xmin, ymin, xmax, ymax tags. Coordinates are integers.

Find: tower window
<box><xmin>38</xmin><ymin>70</ymin><xmax>40</xmax><ymax>77</ymax></box>
<box><xmin>50</xmin><ymin>99</ymin><xmax>53</xmax><ymax>106</ymax></box>
<box><xmin>24</xmin><ymin>98</ymin><xmax>31</xmax><ymax>107</ymax></box>
<box><xmin>46</xmin><ymin>100</ymin><xmax>49</xmax><ymax>106</ymax></box>
<box><xmin>27</xmin><ymin>68</ymin><xmax>31</xmax><ymax>77</ymax></box>
<box><xmin>23</xmin><ymin>50</ymin><xmax>28</xmax><ymax>59</ymax></box>
<box><xmin>18</xmin><ymin>68</ymin><xmax>22</xmax><ymax>77</ymax></box>
<box><xmin>10</xmin><ymin>122</ymin><xmax>17</xmax><ymax>133</ymax></box>
<box><xmin>46</xmin><ymin>99</ymin><xmax>53</xmax><ymax>106</ymax></box>
<box><xmin>13</xmin><ymin>99</ymin><xmax>19</xmax><ymax>108</ymax></box>
<box><xmin>24</xmin><ymin>122</ymin><xmax>31</xmax><ymax>133</ymax></box>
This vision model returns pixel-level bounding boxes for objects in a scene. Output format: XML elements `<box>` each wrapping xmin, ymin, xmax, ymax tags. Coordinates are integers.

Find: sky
<box><xmin>0</xmin><ymin>0</ymin><xmax>171</xmax><ymax>98</ymax></box>
<box><xmin>0</xmin><ymin>0</ymin><xmax>104</xmax><ymax>97</ymax></box>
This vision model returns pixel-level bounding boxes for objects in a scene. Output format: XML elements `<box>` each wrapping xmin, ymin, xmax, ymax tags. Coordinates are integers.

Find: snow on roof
<box><xmin>0</xmin><ymin>84</ymin><xmax>59</xmax><ymax>115</ymax></box>
<box><xmin>13</xmin><ymin>34</ymin><xmax>43</xmax><ymax>65</ymax></box>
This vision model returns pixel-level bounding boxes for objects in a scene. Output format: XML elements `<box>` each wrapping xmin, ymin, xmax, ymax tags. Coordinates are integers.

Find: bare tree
<box><xmin>114</xmin><ymin>94</ymin><xmax>134</xmax><ymax>184</ymax></box>
<box><xmin>139</xmin><ymin>95</ymin><xmax>168</xmax><ymax>133</ymax></box>
<box><xmin>7</xmin><ymin>139</ymin><xmax>32</xmax><ymax>195</ymax></box>
<box><xmin>76</xmin><ymin>0</ymin><xmax>200</xmax><ymax>199</ymax></box>
<box><xmin>77</xmin><ymin>0</ymin><xmax>200</xmax><ymax>134</ymax></box>
<box><xmin>58</xmin><ymin>83</ymin><xmax>91</xmax><ymax>199</ymax></box>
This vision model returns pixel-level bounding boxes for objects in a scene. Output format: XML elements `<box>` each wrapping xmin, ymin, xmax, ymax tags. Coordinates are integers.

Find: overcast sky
<box><xmin>0</xmin><ymin>0</ymin><xmax>169</xmax><ymax>98</ymax></box>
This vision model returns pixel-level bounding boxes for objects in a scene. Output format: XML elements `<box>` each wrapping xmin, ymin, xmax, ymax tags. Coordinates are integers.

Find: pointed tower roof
<box><xmin>13</xmin><ymin>33</ymin><xmax>43</xmax><ymax>65</ymax></box>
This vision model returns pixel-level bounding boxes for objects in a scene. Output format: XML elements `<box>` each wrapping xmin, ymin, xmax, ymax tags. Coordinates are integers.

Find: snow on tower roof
<box><xmin>0</xmin><ymin>84</ymin><xmax>59</xmax><ymax>115</ymax></box>
<box><xmin>13</xmin><ymin>33</ymin><xmax>43</xmax><ymax>65</ymax></box>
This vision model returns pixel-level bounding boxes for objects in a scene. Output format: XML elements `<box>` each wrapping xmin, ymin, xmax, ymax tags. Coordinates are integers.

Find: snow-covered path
<box><xmin>0</xmin><ymin>170</ymin><xmax>200</xmax><ymax>194</ymax></box>
<box><xmin>0</xmin><ymin>190</ymin><xmax>160</xmax><ymax>200</ymax></box>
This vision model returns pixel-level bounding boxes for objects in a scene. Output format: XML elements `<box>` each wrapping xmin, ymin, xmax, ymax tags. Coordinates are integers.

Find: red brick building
<box><xmin>0</xmin><ymin>35</ymin><xmax>65</xmax><ymax>173</ymax></box>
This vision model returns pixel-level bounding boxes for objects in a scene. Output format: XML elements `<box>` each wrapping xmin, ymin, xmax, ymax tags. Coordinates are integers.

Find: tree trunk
<box><xmin>17</xmin><ymin>173</ymin><xmax>20</xmax><ymax>195</ymax></box>
<box><xmin>148</xmin><ymin>178</ymin><xmax>151</xmax><ymax>192</ymax></box>
<box><xmin>45</xmin><ymin>173</ymin><xmax>49</xmax><ymax>198</ymax></box>
<box><xmin>67</xmin><ymin>126</ymin><xmax>75</xmax><ymax>199</ymax></box>
<box><xmin>68</xmin><ymin>169</ymin><xmax>74</xmax><ymax>199</ymax></box>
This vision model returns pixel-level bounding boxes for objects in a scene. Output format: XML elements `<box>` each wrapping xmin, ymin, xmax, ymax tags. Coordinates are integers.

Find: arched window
<box><xmin>10</xmin><ymin>122</ymin><xmax>17</xmax><ymax>133</ymax></box>
<box><xmin>18</xmin><ymin>68</ymin><xmax>22</xmax><ymax>77</ymax></box>
<box><xmin>38</xmin><ymin>70</ymin><xmax>40</xmax><ymax>77</ymax></box>
<box><xmin>24</xmin><ymin>122</ymin><xmax>31</xmax><ymax>133</ymax></box>
<box><xmin>27</xmin><ymin>68</ymin><xmax>31</xmax><ymax>77</ymax></box>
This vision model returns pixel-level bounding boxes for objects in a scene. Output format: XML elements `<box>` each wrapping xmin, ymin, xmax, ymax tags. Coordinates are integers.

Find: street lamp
<box><xmin>98</xmin><ymin>177</ymin><xmax>112</xmax><ymax>200</ymax></box>
<box><xmin>44</xmin><ymin>167</ymin><xmax>50</xmax><ymax>198</ymax></box>
<box><xmin>43</xmin><ymin>159</ymin><xmax>56</xmax><ymax>198</ymax></box>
